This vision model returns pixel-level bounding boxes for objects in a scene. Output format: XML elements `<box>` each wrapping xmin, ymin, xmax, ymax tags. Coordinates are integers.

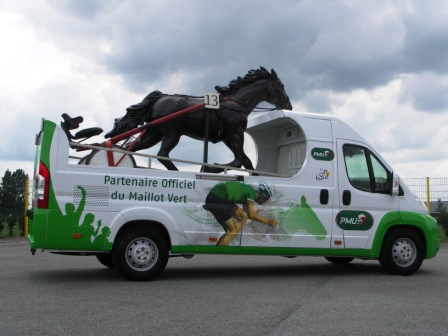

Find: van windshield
<box><xmin>343</xmin><ymin>144</ymin><xmax>390</xmax><ymax>194</ymax></box>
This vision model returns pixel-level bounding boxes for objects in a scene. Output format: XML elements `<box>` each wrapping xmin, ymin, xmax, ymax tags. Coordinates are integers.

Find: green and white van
<box><xmin>27</xmin><ymin>110</ymin><xmax>439</xmax><ymax>280</ymax></box>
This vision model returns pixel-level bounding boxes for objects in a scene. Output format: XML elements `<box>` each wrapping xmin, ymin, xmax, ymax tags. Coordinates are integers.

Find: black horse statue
<box><xmin>105</xmin><ymin>67</ymin><xmax>292</xmax><ymax>173</ymax></box>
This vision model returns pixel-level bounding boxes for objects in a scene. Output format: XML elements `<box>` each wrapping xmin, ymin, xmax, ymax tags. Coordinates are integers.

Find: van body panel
<box><xmin>27</xmin><ymin>110</ymin><xmax>439</xmax><ymax>278</ymax></box>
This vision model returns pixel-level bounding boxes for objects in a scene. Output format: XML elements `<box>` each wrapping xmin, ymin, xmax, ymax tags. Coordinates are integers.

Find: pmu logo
<box><xmin>336</xmin><ymin>210</ymin><xmax>374</xmax><ymax>231</ymax></box>
<box><xmin>311</xmin><ymin>148</ymin><xmax>334</xmax><ymax>161</ymax></box>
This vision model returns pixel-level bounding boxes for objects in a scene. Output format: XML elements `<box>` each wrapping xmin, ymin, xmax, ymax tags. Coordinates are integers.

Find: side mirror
<box><xmin>391</xmin><ymin>172</ymin><xmax>399</xmax><ymax>196</ymax></box>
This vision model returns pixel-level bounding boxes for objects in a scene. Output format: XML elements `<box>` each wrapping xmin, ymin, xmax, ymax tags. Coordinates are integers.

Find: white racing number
<box><xmin>204</xmin><ymin>93</ymin><xmax>220</xmax><ymax>109</ymax></box>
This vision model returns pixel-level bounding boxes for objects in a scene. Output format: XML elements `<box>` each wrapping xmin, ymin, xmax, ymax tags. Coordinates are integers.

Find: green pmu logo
<box><xmin>336</xmin><ymin>210</ymin><xmax>373</xmax><ymax>231</ymax></box>
<box><xmin>311</xmin><ymin>148</ymin><xmax>334</xmax><ymax>161</ymax></box>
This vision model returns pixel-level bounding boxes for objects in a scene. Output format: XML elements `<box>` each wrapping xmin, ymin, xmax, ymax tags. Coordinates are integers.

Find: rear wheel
<box><xmin>113</xmin><ymin>227</ymin><xmax>169</xmax><ymax>281</ymax></box>
<box><xmin>379</xmin><ymin>228</ymin><xmax>424</xmax><ymax>275</ymax></box>
<box><xmin>325</xmin><ymin>257</ymin><xmax>354</xmax><ymax>265</ymax></box>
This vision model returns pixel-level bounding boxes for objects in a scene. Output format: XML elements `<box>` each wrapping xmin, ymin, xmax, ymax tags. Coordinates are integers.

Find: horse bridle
<box><xmin>266</xmin><ymin>79</ymin><xmax>290</xmax><ymax>110</ymax></box>
<box><xmin>221</xmin><ymin>79</ymin><xmax>288</xmax><ymax>113</ymax></box>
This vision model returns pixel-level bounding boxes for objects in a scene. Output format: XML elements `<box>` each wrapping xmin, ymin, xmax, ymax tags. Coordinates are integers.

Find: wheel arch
<box><xmin>109</xmin><ymin>207</ymin><xmax>178</xmax><ymax>249</ymax></box>
<box><xmin>381</xmin><ymin>225</ymin><xmax>426</xmax><ymax>255</ymax></box>
<box><xmin>113</xmin><ymin>220</ymin><xmax>172</xmax><ymax>251</ymax></box>
<box><xmin>373</xmin><ymin>211</ymin><xmax>438</xmax><ymax>259</ymax></box>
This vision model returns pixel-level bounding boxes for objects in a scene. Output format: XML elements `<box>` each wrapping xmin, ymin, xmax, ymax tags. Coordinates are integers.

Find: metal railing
<box><xmin>402</xmin><ymin>177</ymin><xmax>448</xmax><ymax>213</ymax></box>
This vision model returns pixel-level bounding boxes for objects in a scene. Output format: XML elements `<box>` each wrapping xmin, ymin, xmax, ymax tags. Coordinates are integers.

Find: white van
<box><xmin>27</xmin><ymin>110</ymin><xmax>439</xmax><ymax>280</ymax></box>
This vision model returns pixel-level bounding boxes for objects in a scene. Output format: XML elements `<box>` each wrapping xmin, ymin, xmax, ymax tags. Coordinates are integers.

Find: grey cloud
<box><xmin>13</xmin><ymin>0</ymin><xmax>448</xmax><ymax>102</ymax></box>
<box><xmin>301</xmin><ymin>91</ymin><xmax>333</xmax><ymax>113</ymax></box>
<box><xmin>98</xmin><ymin>1</ymin><xmax>406</xmax><ymax>95</ymax></box>
<box><xmin>401</xmin><ymin>3</ymin><xmax>448</xmax><ymax>74</ymax></box>
<box><xmin>399</xmin><ymin>73</ymin><xmax>448</xmax><ymax>113</ymax></box>
<box><xmin>51</xmin><ymin>0</ymin><xmax>106</xmax><ymax>18</ymax></box>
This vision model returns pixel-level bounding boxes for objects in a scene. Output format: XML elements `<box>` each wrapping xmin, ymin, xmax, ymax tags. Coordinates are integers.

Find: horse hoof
<box><xmin>201</xmin><ymin>165</ymin><xmax>222</xmax><ymax>174</ymax></box>
<box><xmin>201</xmin><ymin>165</ymin><xmax>213</xmax><ymax>173</ymax></box>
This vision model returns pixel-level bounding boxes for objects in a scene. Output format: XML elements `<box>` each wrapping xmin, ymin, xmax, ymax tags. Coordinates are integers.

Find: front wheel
<box><xmin>379</xmin><ymin>228</ymin><xmax>424</xmax><ymax>275</ymax></box>
<box><xmin>113</xmin><ymin>227</ymin><xmax>169</xmax><ymax>281</ymax></box>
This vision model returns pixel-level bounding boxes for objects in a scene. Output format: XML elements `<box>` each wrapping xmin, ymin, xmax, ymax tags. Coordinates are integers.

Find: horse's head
<box><xmin>216</xmin><ymin>67</ymin><xmax>293</xmax><ymax>112</ymax></box>
<box><xmin>266</xmin><ymin>69</ymin><xmax>293</xmax><ymax>110</ymax></box>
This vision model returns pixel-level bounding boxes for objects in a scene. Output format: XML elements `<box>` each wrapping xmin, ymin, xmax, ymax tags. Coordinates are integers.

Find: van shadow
<box><xmin>29</xmin><ymin>261</ymin><xmax>432</xmax><ymax>283</ymax></box>
<box><xmin>159</xmin><ymin>261</ymin><xmax>388</xmax><ymax>281</ymax></box>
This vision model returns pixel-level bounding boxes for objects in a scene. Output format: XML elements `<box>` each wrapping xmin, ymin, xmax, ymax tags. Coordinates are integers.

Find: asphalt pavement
<box><xmin>1</xmin><ymin>237</ymin><xmax>447</xmax><ymax>336</ymax></box>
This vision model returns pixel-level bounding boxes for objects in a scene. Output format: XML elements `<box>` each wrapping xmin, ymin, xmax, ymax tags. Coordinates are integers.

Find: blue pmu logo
<box><xmin>311</xmin><ymin>148</ymin><xmax>335</xmax><ymax>161</ymax></box>
<box><xmin>336</xmin><ymin>210</ymin><xmax>374</xmax><ymax>231</ymax></box>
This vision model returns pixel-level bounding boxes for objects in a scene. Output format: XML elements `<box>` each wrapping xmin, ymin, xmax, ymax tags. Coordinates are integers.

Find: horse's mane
<box><xmin>122</xmin><ymin>67</ymin><xmax>277</xmax><ymax>123</ymax></box>
<box><xmin>215</xmin><ymin>66</ymin><xmax>275</xmax><ymax>94</ymax></box>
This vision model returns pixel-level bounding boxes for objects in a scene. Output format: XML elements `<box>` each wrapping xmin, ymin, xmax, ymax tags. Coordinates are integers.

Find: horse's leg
<box><xmin>129</xmin><ymin>131</ymin><xmax>162</xmax><ymax>152</ymax></box>
<box><xmin>202</xmin><ymin>132</ymin><xmax>250</xmax><ymax>174</ymax></box>
<box><xmin>223</xmin><ymin>136</ymin><xmax>258</xmax><ymax>174</ymax></box>
<box><xmin>223</xmin><ymin>138</ymin><xmax>258</xmax><ymax>174</ymax></box>
<box><xmin>241</xmin><ymin>152</ymin><xmax>257</xmax><ymax>174</ymax></box>
<box><xmin>157</xmin><ymin>135</ymin><xmax>181</xmax><ymax>171</ymax></box>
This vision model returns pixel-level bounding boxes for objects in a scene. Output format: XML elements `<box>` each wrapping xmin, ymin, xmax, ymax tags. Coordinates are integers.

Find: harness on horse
<box><xmin>104</xmin><ymin>66</ymin><xmax>292</xmax><ymax>173</ymax></box>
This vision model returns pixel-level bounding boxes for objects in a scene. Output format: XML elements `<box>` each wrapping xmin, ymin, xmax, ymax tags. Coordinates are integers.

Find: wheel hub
<box><xmin>126</xmin><ymin>238</ymin><xmax>158</xmax><ymax>271</ymax></box>
<box><xmin>392</xmin><ymin>238</ymin><xmax>416</xmax><ymax>266</ymax></box>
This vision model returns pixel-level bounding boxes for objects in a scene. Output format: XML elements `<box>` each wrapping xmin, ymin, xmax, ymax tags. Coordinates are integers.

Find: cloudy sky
<box><xmin>1</xmin><ymin>0</ymin><xmax>448</xmax><ymax>180</ymax></box>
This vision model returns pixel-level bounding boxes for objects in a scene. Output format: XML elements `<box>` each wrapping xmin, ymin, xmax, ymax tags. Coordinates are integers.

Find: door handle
<box><xmin>342</xmin><ymin>190</ymin><xmax>351</xmax><ymax>206</ymax></box>
<box><xmin>320</xmin><ymin>189</ymin><xmax>329</xmax><ymax>205</ymax></box>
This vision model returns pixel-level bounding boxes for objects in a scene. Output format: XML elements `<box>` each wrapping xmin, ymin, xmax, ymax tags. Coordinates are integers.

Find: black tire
<box><xmin>112</xmin><ymin>227</ymin><xmax>169</xmax><ymax>281</ymax></box>
<box><xmin>379</xmin><ymin>228</ymin><xmax>424</xmax><ymax>275</ymax></box>
<box><xmin>325</xmin><ymin>257</ymin><xmax>354</xmax><ymax>265</ymax></box>
<box><xmin>96</xmin><ymin>254</ymin><xmax>115</xmax><ymax>269</ymax></box>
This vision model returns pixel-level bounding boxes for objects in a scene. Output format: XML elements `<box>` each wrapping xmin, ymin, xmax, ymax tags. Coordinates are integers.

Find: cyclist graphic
<box><xmin>203</xmin><ymin>180</ymin><xmax>277</xmax><ymax>246</ymax></box>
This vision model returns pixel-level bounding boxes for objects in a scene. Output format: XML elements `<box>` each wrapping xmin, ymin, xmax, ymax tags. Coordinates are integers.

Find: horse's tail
<box><xmin>105</xmin><ymin>90</ymin><xmax>165</xmax><ymax>138</ymax></box>
<box><xmin>125</xmin><ymin>90</ymin><xmax>165</xmax><ymax>122</ymax></box>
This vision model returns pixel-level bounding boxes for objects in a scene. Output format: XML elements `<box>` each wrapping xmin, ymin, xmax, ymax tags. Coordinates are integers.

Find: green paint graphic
<box><xmin>270</xmin><ymin>196</ymin><xmax>327</xmax><ymax>240</ymax></box>
<box><xmin>45</xmin><ymin>185</ymin><xmax>113</xmax><ymax>251</ymax></box>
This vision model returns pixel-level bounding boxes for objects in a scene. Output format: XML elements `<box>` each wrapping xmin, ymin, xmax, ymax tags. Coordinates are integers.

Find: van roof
<box><xmin>247</xmin><ymin>109</ymin><xmax>373</xmax><ymax>149</ymax></box>
<box><xmin>247</xmin><ymin>109</ymin><xmax>341</xmax><ymax>129</ymax></box>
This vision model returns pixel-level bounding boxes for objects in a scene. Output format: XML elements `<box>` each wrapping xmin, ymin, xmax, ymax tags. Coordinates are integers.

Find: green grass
<box><xmin>0</xmin><ymin>222</ymin><xmax>23</xmax><ymax>238</ymax></box>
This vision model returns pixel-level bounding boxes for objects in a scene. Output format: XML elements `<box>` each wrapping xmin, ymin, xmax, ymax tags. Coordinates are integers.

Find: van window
<box><xmin>343</xmin><ymin>145</ymin><xmax>390</xmax><ymax>194</ymax></box>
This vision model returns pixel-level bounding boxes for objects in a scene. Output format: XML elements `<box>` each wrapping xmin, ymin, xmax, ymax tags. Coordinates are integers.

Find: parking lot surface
<box><xmin>1</xmin><ymin>238</ymin><xmax>447</xmax><ymax>336</ymax></box>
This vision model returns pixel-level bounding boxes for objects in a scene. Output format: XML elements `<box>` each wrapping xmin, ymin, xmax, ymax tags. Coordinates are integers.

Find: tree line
<box><xmin>436</xmin><ymin>199</ymin><xmax>448</xmax><ymax>238</ymax></box>
<box><xmin>0</xmin><ymin>169</ymin><xmax>28</xmax><ymax>237</ymax></box>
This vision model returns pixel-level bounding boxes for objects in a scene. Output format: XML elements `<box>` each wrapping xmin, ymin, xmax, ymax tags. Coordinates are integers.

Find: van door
<box><xmin>336</xmin><ymin>140</ymin><xmax>399</xmax><ymax>249</ymax></box>
<box><xmin>241</xmin><ymin>166</ymin><xmax>337</xmax><ymax>249</ymax></box>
